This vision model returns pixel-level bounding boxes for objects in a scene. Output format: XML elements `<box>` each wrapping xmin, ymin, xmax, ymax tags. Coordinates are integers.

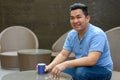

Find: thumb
<box><xmin>45</xmin><ymin>65</ymin><xmax>52</xmax><ymax>72</ymax></box>
<box><xmin>45</xmin><ymin>66</ymin><xmax>48</xmax><ymax>72</ymax></box>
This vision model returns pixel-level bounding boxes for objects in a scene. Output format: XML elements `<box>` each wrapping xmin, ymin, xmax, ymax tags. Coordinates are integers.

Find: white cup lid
<box><xmin>38</xmin><ymin>63</ymin><xmax>46</xmax><ymax>65</ymax></box>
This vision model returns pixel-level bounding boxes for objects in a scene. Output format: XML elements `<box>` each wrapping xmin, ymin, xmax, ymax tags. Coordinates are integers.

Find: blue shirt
<box><xmin>63</xmin><ymin>24</ymin><xmax>113</xmax><ymax>71</ymax></box>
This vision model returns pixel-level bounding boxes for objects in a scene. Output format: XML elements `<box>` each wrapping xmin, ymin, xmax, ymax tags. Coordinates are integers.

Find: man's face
<box><xmin>70</xmin><ymin>9</ymin><xmax>90</xmax><ymax>31</ymax></box>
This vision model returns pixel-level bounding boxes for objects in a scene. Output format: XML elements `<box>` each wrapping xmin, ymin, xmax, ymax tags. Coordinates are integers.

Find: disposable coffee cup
<box><xmin>37</xmin><ymin>63</ymin><xmax>46</xmax><ymax>74</ymax></box>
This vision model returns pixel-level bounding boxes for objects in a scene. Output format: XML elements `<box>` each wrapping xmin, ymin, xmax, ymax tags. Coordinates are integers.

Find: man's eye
<box><xmin>77</xmin><ymin>16</ymin><xmax>82</xmax><ymax>19</ymax></box>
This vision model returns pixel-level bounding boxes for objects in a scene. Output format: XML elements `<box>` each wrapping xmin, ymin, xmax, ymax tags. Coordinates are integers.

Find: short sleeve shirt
<box><xmin>63</xmin><ymin>24</ymin><xmax>113</xmax><ymax>71</ymax></box>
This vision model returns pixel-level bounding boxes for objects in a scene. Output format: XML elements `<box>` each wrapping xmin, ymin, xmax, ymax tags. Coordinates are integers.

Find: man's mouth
<box><xmin>73</xmin><ymin>23</ymin><xmax>81</xmax><ymax>28</ymax></box>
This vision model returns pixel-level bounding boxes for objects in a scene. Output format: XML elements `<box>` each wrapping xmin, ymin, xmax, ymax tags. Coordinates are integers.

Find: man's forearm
<box><xmin>64</xmin><ymin>52</ymin><xmax>101</xmax><ymax>68</ymax></box>
<box><xmin>64</xmin><ymin>57</ymin><xmax>93</xmax><ymax>68</ymax></box>
<box><xmin>49</xmin><ymin>51</ymin><xmax>68</xmax><ymax>69</ymax></box>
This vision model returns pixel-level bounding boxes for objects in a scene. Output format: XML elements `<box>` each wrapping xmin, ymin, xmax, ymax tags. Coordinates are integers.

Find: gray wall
<box><xmin>0</xmin><ymin>0</ymin><xmax>120</xmax><ymax>49</ymax></box>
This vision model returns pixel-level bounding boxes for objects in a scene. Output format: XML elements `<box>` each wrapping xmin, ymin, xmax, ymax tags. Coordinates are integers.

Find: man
<box><xmin>45</xmin><ymin>3</ymin><xmax>113</xmax><ymax>80</ymax></box>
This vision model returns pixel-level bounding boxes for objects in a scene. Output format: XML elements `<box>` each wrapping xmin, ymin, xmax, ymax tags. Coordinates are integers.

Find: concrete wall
<box><xmin>0</xmin><ymin>0</ymin><xmax>120</xmax><ymax>49</ymax></box>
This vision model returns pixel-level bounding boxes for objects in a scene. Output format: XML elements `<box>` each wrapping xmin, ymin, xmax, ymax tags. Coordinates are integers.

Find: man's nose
<box><xmin>73</xmin><ymin>18</ymin><xmax>78</xmax><ymax>23</ymax></box>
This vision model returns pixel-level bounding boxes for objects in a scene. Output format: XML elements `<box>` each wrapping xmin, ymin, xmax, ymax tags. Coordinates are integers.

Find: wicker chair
<box><xmin>0</xmin><ymin>26</ymin><xmax>39</xmax><ymax>69</ymax></box>
<box><xmin>105</xmin><ymin>27</ymin><xmax>120</xmax><ymax>80</ymax></box>
<box><xmin>51</xmin><ymin>30</ymin><xmax>75</xmax><ymax>61</ymax></box>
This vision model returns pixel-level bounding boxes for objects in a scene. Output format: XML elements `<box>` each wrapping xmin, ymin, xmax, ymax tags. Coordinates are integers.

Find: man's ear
<box><xmin>86</xmin><ymin>15</ymin><xmax>91</xmax><ymax>22</ymax></box>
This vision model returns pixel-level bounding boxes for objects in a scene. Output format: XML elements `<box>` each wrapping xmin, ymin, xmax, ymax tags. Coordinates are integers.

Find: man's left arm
<box><xmin>63</xmin><ymin>51</ymin><xmax>101</xmax><ymax>68</ymax></box>
<box><xmin>51</xmin><ymin>51</ymin><xmax>101</xmax><ymax>75</ymax></box>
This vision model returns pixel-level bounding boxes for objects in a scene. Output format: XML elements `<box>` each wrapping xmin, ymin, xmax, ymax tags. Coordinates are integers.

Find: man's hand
<box><xmin>45</xmin><ymin>65</ymin><xmax>52</xmax><ymax>72</ymax></box>
<box><xmin>36</xmin><ymin>65</ymin><xmax>38</xmax><ymax>73</ymax></box>
<box><xmin>51</xmin><ymin>62</ymin><xmax>68</xmax><ymax>77</ymax></box>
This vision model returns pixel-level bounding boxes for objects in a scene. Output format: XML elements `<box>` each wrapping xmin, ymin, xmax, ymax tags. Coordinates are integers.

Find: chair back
<box><xmin>52</xmin><ymin>31</ymin><xmax>69</xmax><ymax>52</ymax></box>
<box><xmin>106</xmin><ymin>27</ymin><xmax>120</xmax><ymax>71</ymax></box>
<box><xmin>0</xmin><ymin>26</ymin><xmax>39</xmax><ymax>52</ymax></box>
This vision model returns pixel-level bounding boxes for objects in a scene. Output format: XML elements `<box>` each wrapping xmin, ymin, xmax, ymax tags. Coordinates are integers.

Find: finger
<box><xmin>36</xmin><ymin>65</ymin><xmax>38</xmax><ymax>73</ymax></box>
<box><xmin>44</xmin><ymin>66</ymin><xmax>49</xmax><ymax>72</ymax></box>
<box><xmin>51</xmin><ymin>68</ymin><xmax>56</xmax><ymax>77</ymax></box>
<box><xmin>45</xmin><ymin>66</ymin><xmax>52</xmax><ymax>73</ymax></box>
<box><xmin>57</xmin><ymin>70</ymin><xmax>61</xmax><ymax>76</ymax></box>
<box><xmin>51</xmin><ymin>68</ymin><xmax>60</xmax><ymax>78</ymax></box>
<box><xmin>44</xmin><ymin>67</ymin><xmax>47</xmax><ymax>72</ymax></box>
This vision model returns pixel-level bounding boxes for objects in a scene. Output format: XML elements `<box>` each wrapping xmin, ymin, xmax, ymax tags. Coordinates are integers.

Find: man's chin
<box><xmin>74</xmin><ymin>28</ymin><xmax>83</xmax><ymax>31</ymax></box>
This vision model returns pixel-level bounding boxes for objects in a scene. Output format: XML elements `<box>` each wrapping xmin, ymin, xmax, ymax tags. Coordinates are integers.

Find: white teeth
<box><xmin>75</xmin><ymin>24</ymin><xmax>80</xmax><ymax>26</ymax></box>
<box><xmin>73</xmin><ymin>23</ymin><xmax>80</xmax><ymax>27</ymax></box>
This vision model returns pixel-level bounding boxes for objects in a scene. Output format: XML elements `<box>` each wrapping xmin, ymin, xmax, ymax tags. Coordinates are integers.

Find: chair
<box><xmin>0</xmin><ymin>26</ymin><xmax>39</xmax><ymax>69</ymax></box>
<box><xmin>51</xmin><ymin>30</ymin><xmax>75</xmax><ymax>61</ymax></box>
<box><xmin>105</xmin><ymin>27</ymin><xmax>120</xmax><ymax>80</ymax></box>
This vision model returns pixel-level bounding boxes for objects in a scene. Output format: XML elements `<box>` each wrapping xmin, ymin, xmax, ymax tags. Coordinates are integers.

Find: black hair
<box><xmin>69</xmin><ymin>3</ymin><xmax>89</xmax><ymax>16</ymax></box>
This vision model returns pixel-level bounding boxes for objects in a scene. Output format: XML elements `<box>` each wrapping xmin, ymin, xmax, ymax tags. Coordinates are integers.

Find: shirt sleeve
<box><xmin>89</xmin><ymin>35</ymin><xmax>106</xmax><ymax>53</ymax></box>
<box><xmin>63</xmin><ymin>32</ymin><xmax>72</xmax><ymax>52</ymax></box>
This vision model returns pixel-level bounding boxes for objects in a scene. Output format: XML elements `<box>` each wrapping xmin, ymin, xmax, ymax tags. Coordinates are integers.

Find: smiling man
<box><xmin>45</xmin><ymin>3</ymin><xmax>113</xmax><ymax>80</ymax></box>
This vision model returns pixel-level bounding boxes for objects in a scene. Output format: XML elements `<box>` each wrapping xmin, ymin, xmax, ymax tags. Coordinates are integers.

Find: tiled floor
<box><xmin>0</xmin><ymin>62</ymin><xmax>19</xmax><ymax>80</ymax></box>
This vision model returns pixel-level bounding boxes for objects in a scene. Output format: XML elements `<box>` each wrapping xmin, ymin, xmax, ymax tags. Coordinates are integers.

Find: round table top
<box><xmin>2</xmin><ymin>70</ymin><xmax>73</xmax><ymax>80</ymax></box>
<box><xmin>18</xmin><ymin>49</ymin><xmax>52</xmax><ymax>54</ymax></box>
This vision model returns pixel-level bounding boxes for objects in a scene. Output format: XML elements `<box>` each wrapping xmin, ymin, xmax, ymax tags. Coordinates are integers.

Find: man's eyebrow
<box><xmin>76</xmin><ymin>14</ymin><xmax>81</xmax><ymax>16</ymax></box>
<box><xmin>70</xmin><ymin>14</ymin><xmax>81</xmax><ymax>17</ymax></box>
